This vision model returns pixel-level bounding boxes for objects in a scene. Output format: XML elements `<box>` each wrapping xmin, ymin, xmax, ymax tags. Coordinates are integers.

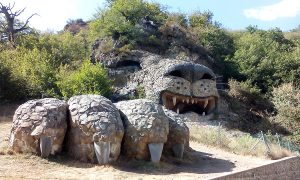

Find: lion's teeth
<box><xmin>172</xmin><ymin>96</ymin><xmax>177</xmax><ymax>106</ymax></box>
<box><xmin>186</xmin><ymin>99</ymin><xmax>189</xmax><ymax>104</ymax></box>
<box><xmin>191</xmin><ymin>99</ymin><xmax>194</xmax><ymax>104</ymax></box>
<box><xmin>204</xmin><ymin>99</ymin><xmax>208</xmax><ymax>108</ymax></box>
<box><xmin>202</xmin><ymin>112</ymin><xmax>206</xmax><ymax>116</ymax></box>
<box><xmin>177</xmin><ymin>108</ymin><xmax>179</xmax><ymax>114</ymax></box>
<box><xmin>182</xmin><ymin>99</ymin><xmax>185</xmax><ymax>103</ymax></box>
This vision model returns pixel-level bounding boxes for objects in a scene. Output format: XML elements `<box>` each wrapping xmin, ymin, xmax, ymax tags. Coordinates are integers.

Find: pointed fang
<box><xmin>204</xmin><ymin>99</ymin><xmax>208</xmax><ymax>108</ymax></box>
<box><xmin>202</xmin><ymin>112</ymin><xmax>206</xmax><ymax>116</ymax></box>
<box><xmin>172</xmin><ymin>96</ymin><xmax>177</xmax><ymax>106</ymax></box>
<box><xmin>191</xmin><ymin>99</ymin><xmax>194</xmax><ymax>104</ymax></box>
<box><xmin>177</xmin><ymin>108</ymin><xmax>179</xmax><ymax>114</ymax></box>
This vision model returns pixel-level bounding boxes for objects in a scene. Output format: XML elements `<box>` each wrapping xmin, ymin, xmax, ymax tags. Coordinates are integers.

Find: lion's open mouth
<box><xmin>161</xmin><ymin>91</ymin><xmax>217</xmax><ymax>115</ymax></box>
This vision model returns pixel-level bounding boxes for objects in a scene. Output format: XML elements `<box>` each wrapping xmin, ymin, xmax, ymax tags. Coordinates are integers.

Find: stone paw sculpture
<box><xmin>67</xmin><ymin>95</ymin><xmax>124</xmax><ymax>164</ymax></box>
<box><xmin>9</xmin><ymin>98</ymin><xmax>68</xmax><ymax>158</ymax></box>
<box><xmin>115</xmin><ymin>99</ymin><xmax>169</xmax><ymax>163</ymax></box>
<box><xmin>163</xmin><ymin>108</ymin><xmax>189</xmax><ymax>159</ymax></box>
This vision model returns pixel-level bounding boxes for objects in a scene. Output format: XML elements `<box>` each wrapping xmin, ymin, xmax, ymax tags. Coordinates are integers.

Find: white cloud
<box><xmin>244</xmin><ymin>0</ymin><xmax>300</xmax><ymax>21</ymax></box>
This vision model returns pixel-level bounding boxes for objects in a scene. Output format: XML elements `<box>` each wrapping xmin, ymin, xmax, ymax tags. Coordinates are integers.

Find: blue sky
<box><xmin>1</xmin><ymin>0</ymin><xmax>300</xmax><ymax>32</ymax></box>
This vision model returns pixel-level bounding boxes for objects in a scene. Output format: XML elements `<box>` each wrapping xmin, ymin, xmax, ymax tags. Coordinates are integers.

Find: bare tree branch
<box><xmin>15</xmin><ymin>13</ymin><xmax>37</xmax><ymax>32</ymax></box>
<box><xmin>0</xmin><ymin>2</ymin><xmax>36</xmax><ymax>45</ymax></box>
<box><xmin>10</xmin><ymin>2</ymin><xmax>15</xmax><ymax>10</ymax></box>
<box><xmin>14</xmin><ymin>8</ymin><xmax>25</xmax><ymax>17</ymax></box>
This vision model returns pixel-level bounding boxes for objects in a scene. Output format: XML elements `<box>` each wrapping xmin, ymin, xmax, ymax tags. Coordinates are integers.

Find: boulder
<box><xmin>67</xmin><ymin>95</ymin><xmax>124</xmax><ymax>164</ymax></box>
<box><xmin>115</xmin><ymin>99</ymin><xmax>169</xmax><ymax>163</ymax></box>
<box><xmin>9</xmin><ymin>98</ymin><xmax>68</xmax><ymax>157</ymax></box>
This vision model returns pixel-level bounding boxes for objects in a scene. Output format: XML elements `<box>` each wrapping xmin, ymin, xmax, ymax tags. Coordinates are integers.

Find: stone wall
<box><xmin>213</xmin><ymin>156</ymin><xmax>300</xmax><ymax>180</ymax></box>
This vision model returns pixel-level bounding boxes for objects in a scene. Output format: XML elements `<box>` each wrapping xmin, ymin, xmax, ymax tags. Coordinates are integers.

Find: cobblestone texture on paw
<box><xmin>115</xmin><ymin>99</ymin><xmax>169</xmax><ymax>160</ymax></box>
<box><xmin>67</xmin><ymin>95</ymin><xmax>124</xmax><ymax>163</ymax></box>
<box><xmin>9</xmin><ymin>98</ymin><xmax>68</xmax><ymax>156</ymax></box>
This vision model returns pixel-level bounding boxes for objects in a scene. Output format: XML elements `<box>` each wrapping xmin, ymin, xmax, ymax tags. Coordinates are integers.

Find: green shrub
<box><xmin>18</xmin><ymin>31</ymin><xmax>89</xmax><ymax>67</ymax></box>
<box><xmin>135</xmin><ymin>85</ymin><xmax>145</xmax><ymax>99</ymax></box>
<box><xmin>0</xmin><ymin>59</ymin><xmax>26</xmax><ymax>101</ymax></box>
<box><xmin>57</xmin><ymin>60</ymin><xmax>112</xmax><ymax>99</ymax></box>
<box><xmin>0</xmin><ymin>47</ymin><xmax>59</xmax><ymax>99</ymax></box>
<box><xmin>229</xmin><ymin>27</ymin><xmax>298</xmax><ymax>92</ymax></box>
<box><xmin>0</xmin><ymin>31</ymin><xmax>91</xmax><ymax>101</ymax></box>
<box><xmin>228</xmin><ymin>79</ymin><xmax>261</xmax><ymax>103</ymax></box>
<box><xmin>271</xmin><ymin>83</ymin><xmax>300</xmax><ymax>143</ymax></box>
<box><xmin>89</xmin><ymin>0</ymin><xmax>167</xmax><ymax>48</ymax></box>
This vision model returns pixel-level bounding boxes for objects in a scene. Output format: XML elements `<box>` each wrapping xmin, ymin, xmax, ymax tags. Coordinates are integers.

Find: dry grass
<box><xmin>0</xmin><ymin>103</ymin><xmax>18</xmax><ymax>122</ymax></box>
<box><xmin>0</xmin><ymin>121</ymin><xmax>14</xmax><ymax>155</ymax></box>
<box><xmin>189</xmin><ymin>125</ymin><xmax>293</xmax><ymax>159</ymax></box>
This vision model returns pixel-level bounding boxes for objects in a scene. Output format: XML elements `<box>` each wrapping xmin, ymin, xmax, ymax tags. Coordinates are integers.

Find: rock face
<box><xmin>163</xmin><ymin>108</ymin><xmax>189</xmax><ymax>158</ymax></box>
<box><xmin>115</xmin><ymin>99</ymin><xmax>169</xmax><ymax>162</ymax></box>
<box><xmin>9</xmin><ymin>98</ymin><xmax>68</xmax><ymax>157</ymax></box>
<box><xmin>67</xmin><ymin>95</ymin><xmax>124</xmax><ymax>164</ymax></box>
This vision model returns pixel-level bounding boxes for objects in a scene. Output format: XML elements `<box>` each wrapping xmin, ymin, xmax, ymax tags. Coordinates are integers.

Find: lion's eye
<box><xmin>167</xmin><ymin>70</ymin><xmax>184</xmax><ymax>78</ymax></box>
<box><xmin>115</xmin><ymin>60</ymin><xmax>141</xmax><ymax>69</ymax></box>
<box><xmin>202</xmin><ymin>73</ymin><xmax>213</xmax><ymax>80</ymax></box>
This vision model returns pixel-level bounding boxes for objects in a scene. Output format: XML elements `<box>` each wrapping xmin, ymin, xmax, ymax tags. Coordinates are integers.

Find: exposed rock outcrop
<box><xmin>9</xmin><ymin>98</ymin><xmax>68</xmax><ymax>157</ymax></box>
<box><xmin>115</xmin><ymin>99</ymin><xmax>169</xmax><ymax>162</ymax></box>
<box><xmin>67</xmin><ymin>95</ymin><xmax>124</xmax><ymax>164</ymax></box>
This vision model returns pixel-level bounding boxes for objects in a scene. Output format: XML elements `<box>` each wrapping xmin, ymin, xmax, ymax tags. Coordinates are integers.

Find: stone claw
<box><xmin>172</xmin><ymin>143</ymin><xmax>184</xmax><ymax>159</ymax></box>
<box><xmin>94</xmin><ymin>141</ymin><xmax>110</xmax><ymax>165</ymax></box>
<box><xmin>148</xmin><ymin>143</ymin><xmax>164</xmax><ymax>163</ymax></box>
<box><xmin>40</xmin><ymin>136</ymin><xmax>52</xmax><ymax>158</ymax></box>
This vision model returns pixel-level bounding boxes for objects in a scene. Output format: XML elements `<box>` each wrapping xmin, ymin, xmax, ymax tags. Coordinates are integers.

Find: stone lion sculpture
<box><xmin>9</xmin><ymin>51</ymin><xmax>219</xmax><ymax>164</ymax></box>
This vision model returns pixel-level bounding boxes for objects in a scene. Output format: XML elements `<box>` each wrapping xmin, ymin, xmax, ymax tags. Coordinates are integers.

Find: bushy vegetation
<box><xmin>0</xmin><ymin>30</ymin><xmax>110</xmax><ymax>102</ymax></box>
<box><xmin>57</xmin><ymin>60</ymin><xmax>111</xmax><ymax>99</ymax></box>
<box><xmin>225</xmin><ymin>79</ymin><xmax>275</xmax><ymax>133</ymax></box>
<box><xmin>271</xmin><ymin>83</ymin><xmax>300</xmax><ymax>144</ymax></box>
<box><xmin>89</xmin><ymin>0</ymin><xmax>167</xmax><ymax>49</ymax></box>
<box><xmin>229</xmin><ymin>27</ymin><xmax>300</xmax><ymax>92</ymax></box>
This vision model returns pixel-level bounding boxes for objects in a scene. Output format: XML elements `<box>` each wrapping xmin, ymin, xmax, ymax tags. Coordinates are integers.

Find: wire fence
<box><xmin>214</xmin><ymin>123</ymin><xmax>300</xmax><ymax>155</ymax></box>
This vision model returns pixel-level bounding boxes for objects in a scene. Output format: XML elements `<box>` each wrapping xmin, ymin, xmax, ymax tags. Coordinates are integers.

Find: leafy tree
<box><xmin>18</xmin><ymin>31</ymin><xmax>89</xmax><ymax>67</ymax></box>
<box><xmin>0</xmin><ymin>47</ymin><xmax>58</xmax><ymax>99</ymax></box>
<box><xmin>189</xmin><ymin>11</ymin><xmax>236</xmax><ymax>79</ymax></box>
<box><xmin>89</xmin><ymin>0</ymin><xmax>167</xmax><ymax>46</ymax></box>
<box><xmin>189</xmin><ymin>11</ymin><xmax>219</xmax><ymax>28</ymax></box>
<box><xmin>229</xmin><ymin>28</ymin><xmax>297</xmax><ymax>92</ymax></box>
<box><xmin>163</xmin><ymin>12</ymin><xmax>188</xmax><ymax>28</ymax></box>
<box><xmin>64</xmin><ymin>19</ymin><xmax>87</xmax><ymax>35</ymax></box>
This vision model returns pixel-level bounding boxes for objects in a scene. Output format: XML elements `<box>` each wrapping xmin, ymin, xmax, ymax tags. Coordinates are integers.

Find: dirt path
<box><xmin>0</xmin><ymin>111</ymin><xmax>273</xmax><ymax>179</ymax></box>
